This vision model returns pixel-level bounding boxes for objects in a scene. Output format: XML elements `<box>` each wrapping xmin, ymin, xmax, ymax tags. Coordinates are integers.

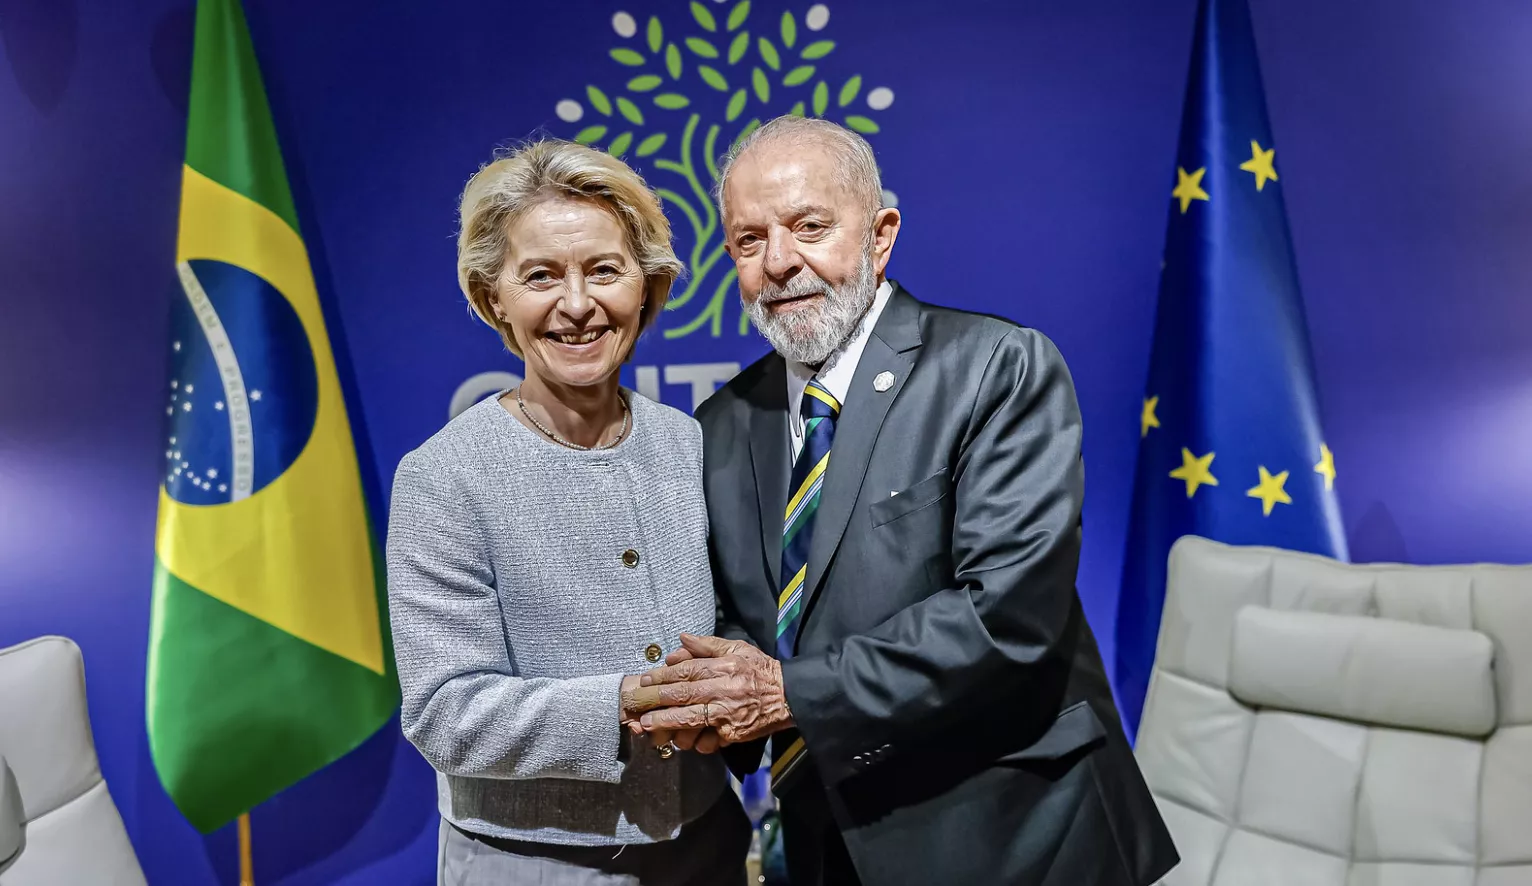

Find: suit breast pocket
<box><xmin>869</xmin><ymin>469</ymin><xmax>952</xmax><ymax>528</ymax></box>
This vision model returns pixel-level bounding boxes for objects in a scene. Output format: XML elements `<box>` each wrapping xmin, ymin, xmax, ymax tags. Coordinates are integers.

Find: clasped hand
<box><xmin>619</xmin><ymin>634</ymin><xmax>792</xmax><ymax>754</ymax></box>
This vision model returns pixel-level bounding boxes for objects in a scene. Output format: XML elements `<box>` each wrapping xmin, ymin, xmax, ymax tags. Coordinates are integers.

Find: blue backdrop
<box><xmin>2</xmin><ymin>0</ymin><xmax>1530</xmax><ymax>883</ymax></box>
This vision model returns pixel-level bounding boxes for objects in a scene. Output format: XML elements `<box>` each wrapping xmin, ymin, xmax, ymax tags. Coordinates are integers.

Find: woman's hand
<box><xmin>620</xmin><ymin>674</ymin><xmax>664</xmax><ymax>732</ymax></box>
<box><xmin>624</xmin><ymin>671</ymin><xmax>725</xmax><ymax>753</ymax></box>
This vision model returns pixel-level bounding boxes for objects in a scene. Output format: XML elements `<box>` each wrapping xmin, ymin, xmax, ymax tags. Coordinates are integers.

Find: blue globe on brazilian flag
<box><xmin>147</xmin><ymin>0</ymin><xmax>396</xmax><ymax>832</ymax></box>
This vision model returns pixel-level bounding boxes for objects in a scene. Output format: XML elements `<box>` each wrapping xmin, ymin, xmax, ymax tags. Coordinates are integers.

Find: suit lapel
<box><xmin>801</xmin><ymin>286</ymin><xmax>925</xmax><ymax>629</ymax></box>
<box><xmin>746</xmin><ymin>355</ymin><xmax>789</xmax><ymax>591</ymax></box>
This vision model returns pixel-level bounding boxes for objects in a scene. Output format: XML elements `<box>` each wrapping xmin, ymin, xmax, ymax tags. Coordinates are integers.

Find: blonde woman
<box><xmin>386</xmin><ymin>140</ymin><xmax>749</xmax><ymax>885</ymax></box>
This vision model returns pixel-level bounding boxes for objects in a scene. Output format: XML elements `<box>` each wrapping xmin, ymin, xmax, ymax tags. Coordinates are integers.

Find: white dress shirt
<box><xmin>786</xmin><ymin>280</ymin><xmax>893</xmax><ymax>461</ymax></box>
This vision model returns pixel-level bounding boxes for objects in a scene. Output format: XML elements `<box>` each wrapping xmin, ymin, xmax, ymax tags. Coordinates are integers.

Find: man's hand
<box><xmin>624</xmin><ymin>672</ymin><xmax>724</xmax><ymax>752</ymax></box>
<box><xmin>653</xmin><ymin>645</ymin><xmax>712</xmax><ymax>749</ymax></box>
<box><xmin>636</xmin><ymin>634</ymin><xmax>792</xmax><ymax>744</ymax></box>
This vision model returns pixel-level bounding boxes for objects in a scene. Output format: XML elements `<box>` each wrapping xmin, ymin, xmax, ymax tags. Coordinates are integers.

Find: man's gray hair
<box><xmin>714</xmin><ymin>115</ymin><xmax>883</xmax><ymax>222</ymax></box>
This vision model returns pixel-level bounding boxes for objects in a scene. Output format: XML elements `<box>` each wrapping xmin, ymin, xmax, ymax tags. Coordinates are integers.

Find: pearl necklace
<box><xmin>515</xmin><ymin>387</ymin><xmax>630</xmax><ymax>451</ymax></box>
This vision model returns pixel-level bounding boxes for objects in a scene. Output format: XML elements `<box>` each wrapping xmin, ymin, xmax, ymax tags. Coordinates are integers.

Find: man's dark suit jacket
<box><xmin>695</xmin><ymin>283</ymin><xmax>1178</xmax><ymax>886</ymax></box>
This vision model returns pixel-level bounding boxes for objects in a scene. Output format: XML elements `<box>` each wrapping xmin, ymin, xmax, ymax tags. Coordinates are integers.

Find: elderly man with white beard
<box><xmin>629</xmin><ymin>116</ymin><xmax>1178</xmax><ymax>886</ymax></box>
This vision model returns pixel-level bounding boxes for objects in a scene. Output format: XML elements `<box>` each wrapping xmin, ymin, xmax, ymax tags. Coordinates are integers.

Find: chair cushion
<box><xmin>1228</xmin><ymin>607</ymin><xmax>1497</xmax><ymax>738</ymax></box>
<box><xmin>0</xmin><ymin>781</ymin><xmax>147</xmax><ymax>886</ymax></box>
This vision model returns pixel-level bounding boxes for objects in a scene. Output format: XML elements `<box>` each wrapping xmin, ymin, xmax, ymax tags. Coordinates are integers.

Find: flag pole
<box><xmin>238</xmin><ymin>813</ymin><xmax>254</xmax><ymax>885</ymax></box>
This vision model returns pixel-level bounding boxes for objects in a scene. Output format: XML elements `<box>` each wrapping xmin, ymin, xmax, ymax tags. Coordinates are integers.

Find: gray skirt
<box><xmin>438</xmin><ymin>794</ymin><xmax>752</xmax><ymax>886</ymax></box>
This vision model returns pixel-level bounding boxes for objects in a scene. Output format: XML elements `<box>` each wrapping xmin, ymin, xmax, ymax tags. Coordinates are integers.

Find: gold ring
<box><xmin>658</xmin><ymin>742</ymin><xmax>675</xmax><ymax>759</ymax></box>
<box><xmin>703</xmin><ymin>702</ymin><xmax>710</xmax><ymax>728</ymax></box>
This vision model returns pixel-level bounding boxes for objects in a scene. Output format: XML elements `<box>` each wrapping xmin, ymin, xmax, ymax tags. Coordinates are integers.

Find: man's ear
<box><xmin>871</xmin><ymin>207</ymin><xmax>902</xmax><ymax>277</ymax></box>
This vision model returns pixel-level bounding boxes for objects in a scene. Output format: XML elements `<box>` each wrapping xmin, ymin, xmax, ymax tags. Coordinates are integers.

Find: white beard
<box><xmin>744</xmin><ymin>251</ymin><xmax>878</xmax><ymax>369</ymax></box>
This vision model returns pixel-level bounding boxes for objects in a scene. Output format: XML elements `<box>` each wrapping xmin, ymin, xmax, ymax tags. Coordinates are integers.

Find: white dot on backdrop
<box><xmin>881</xmin><ymin>189</ymin><xmax>898</xmax><ymax>208</ymax></box>
<box><xmin>867</xmin><ymin>87</ymin><xmax>894</xmax><ymax>110</ymax></box>
<box><xmin>611</xmin><ymin>12</ymin><xmax>637</xmax><ymax>37</ymax></box>
<box><xmin>806</xmin><ymin>4</ymin><xmax>830</xmax><ymax>30</ymax></box>
<box><xmin>555</xmin><ymin>100</ymin><xmax>583</xmax><ymax>123</ymax></box>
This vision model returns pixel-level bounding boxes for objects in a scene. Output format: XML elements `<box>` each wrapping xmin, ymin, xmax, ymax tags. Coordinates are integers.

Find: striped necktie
<box><xmin>771</xmin><ymin>377</ymin><xmax>839</xmax><ymax>792</ymax></box>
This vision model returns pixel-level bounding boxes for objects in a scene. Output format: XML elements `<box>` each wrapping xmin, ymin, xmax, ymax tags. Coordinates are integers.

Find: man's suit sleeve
<box><xmin>778</xmin><ymin>326</ymin><xmax>1085</xmax><ymax>788</ymax></box>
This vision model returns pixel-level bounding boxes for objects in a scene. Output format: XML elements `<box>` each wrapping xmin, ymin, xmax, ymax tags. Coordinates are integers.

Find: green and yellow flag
<box><xmin>148</xmin><ymin>0</ymin><xmax>396</xmax><ymax>832</ymax></box>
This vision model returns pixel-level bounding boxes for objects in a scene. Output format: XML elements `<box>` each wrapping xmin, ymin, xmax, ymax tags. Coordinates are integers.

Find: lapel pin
<box><xmin>873</xmin><ymin>371</ymin><xmax>895</xmax><ymax>393</ymax></box>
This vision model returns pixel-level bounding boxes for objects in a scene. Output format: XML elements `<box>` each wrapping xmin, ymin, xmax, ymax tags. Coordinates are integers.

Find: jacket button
<box><xmin>645</xmin><ymin>643</ymin><xmax>663</xmax><ymax>663</ymax></box>
<box><xmin>622</xmin><ymin>549</ymin><xmax>640</xmax><ymax>568</ymax></box>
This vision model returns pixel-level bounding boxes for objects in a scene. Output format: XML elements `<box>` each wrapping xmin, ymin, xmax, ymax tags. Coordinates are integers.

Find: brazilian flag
<box><xmin>147</xmin><ymin>0</ymin><xmax>397</xmax><ymax>832</ymax></box>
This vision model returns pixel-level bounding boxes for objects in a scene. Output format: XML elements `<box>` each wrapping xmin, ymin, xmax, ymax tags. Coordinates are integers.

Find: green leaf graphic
<box><xmin>838</xmin><ymin>75</ymin><xmax>862</xmax><ymax>107</ymax></box>
<box><xmin>635</xmin><ymin>133</ymin><xmax>668</xmax><ymax>156</ymax></box>
<box><xmin>801</xmin><ymin>40</ymin><xmax>835</xmax><ymax>60</ymax></box>
<box><xmin>699</xmin><ymin>65</ymin><xmax>730</xmax><ymax>91</ymax></box>
<box><xmin>728</xmin><ymin>31</ymin><xmax>750</xmax><ymax>64</ymax></box>
<box><xmin>586</xmin><ymin>85</ymin><xmax>613</xmax><ymax>116</ymax></box>
<box><xmin>758</xmin><ymin>38</ymin><xmax>780</xmax><ymax>70</ymax></box>
<box><xmin>726</xmin><ymin>89</ymin><xmax>748</xmax><ymax>122</ymax></box>
<box><xmin>686</xmin><ymin>37</ymin><xmax>719</xmax><ymax>58</ymax></box>
<box><xmin>727</xmin><ymin>1</ymin><xmax>750</xmax><ymax>31</ymax></box>
<box><xmin>844</xmin><ymin>115</ymin><xmax>880</xmax><ymax>134</ymax></box>
<box><xmin>587</xmin><ymin>0</ymin><xmax>905</xmax><ymax>347</ymax></box>
<box><xmin>780</xmin><ymin>11</ymin><xmax>797</xmax><ymax>48</ymax></box>
<box><xmin>783</xmin><ymin>65</ymin><xmax>815</xmax><ymax>86</ymax></box>
<box><xmin>616</xmin><ymin>96</ymin><xmax>645</xmax><ymax>125</ymax></box>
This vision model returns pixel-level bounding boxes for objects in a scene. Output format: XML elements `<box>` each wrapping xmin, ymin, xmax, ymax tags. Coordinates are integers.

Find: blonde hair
<box><xmin>456</xmin><ymin>139</ymin><xmax>684</xmax><ymax>355</ymax></box>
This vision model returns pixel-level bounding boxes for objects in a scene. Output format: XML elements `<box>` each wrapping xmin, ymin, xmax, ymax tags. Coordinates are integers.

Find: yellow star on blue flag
<box><xmin>1114</xmin><ymin>0</ymin><xmax>1348</xmax><ymax>738</ymax></box>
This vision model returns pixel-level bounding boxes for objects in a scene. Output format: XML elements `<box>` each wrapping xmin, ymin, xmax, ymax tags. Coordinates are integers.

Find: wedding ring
<box><xmin>658</xmin><ymin>742</ymin><xmax>675</xmax><ymax>759</ymax></box>
<box><xmin>703</xmin><ymin>702</ymin><xmax>711</xmax><ymax>728</ymax></box>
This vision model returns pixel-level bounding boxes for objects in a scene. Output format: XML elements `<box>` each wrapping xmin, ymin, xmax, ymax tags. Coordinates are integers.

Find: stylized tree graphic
<box><xmin>552</xmin><ymin>1</ymin><xmax>896</xmax><ymax>339</ymax></box>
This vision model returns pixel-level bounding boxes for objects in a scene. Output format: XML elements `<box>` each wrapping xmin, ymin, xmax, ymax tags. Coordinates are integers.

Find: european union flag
<box><xmin>1113</xmin><ymin>0</ymin><xmax>1349</xmax><ymax>737</ymax></box>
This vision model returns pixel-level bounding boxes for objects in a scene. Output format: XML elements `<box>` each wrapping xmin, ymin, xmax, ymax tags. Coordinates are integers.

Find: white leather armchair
<box><xmin>0</xmin><ymin>636</ymin><xmax>147</xmax><ymax>885</ymax></box>
<box><xmin>1134</xmin><ymin>536</ymin><xmax>1532</xmax><ymax>886</ymax></box>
